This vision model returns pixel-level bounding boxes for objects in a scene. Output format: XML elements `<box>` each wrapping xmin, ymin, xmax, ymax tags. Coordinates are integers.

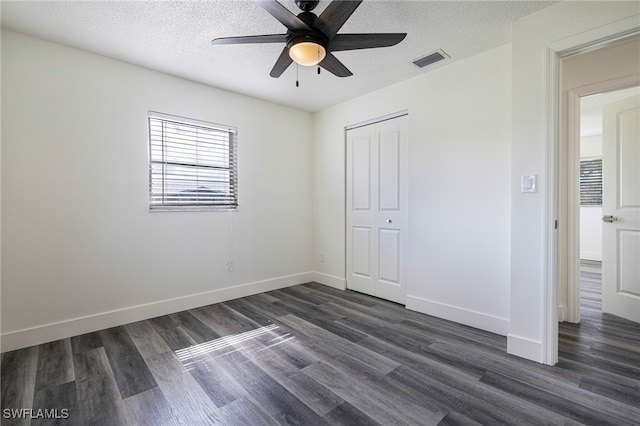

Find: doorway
<box><xmin>560</xmin><ymin>36</ymin><xmax>640</xmax><ymax>327</ymax></box>
<box><xmin>578</xmin><ymin>87</ymin><xmax>640</xmax><ymax>322</ymax></box>
<box><xmin>345</xmin><ymin>114</ymin><xmax>408</xmax><ymax>304</ymax></box>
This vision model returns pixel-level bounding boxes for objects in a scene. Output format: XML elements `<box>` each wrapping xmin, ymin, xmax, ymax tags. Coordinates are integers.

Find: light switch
<box><xmin>521</xmin><ymin>175</ymin><xmax>537</xmax><ymax>193</ymax></box>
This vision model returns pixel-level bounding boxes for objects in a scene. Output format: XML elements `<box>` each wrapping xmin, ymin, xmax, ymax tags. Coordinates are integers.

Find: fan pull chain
<box><xmin>296</xmin><ymin>63</ymin><xmax>299</xmax><ymax>87</ymax></box>
<box><xmin>317</xmin><ymin>66</ymin><xmax>321</xmax><ymax>75</ymax></box>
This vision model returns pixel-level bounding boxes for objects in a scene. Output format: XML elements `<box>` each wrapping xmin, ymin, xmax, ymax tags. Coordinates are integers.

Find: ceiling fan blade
<box><xmin>256</xmin><ymin>0</ymin><xmax>311</xmax><ymax>31</ymax></box>
<box><xmin>329</xmin><ymin>33</ymin><xmax>407</xmax><ymax>51</ymax></box>
<box><xmin>270</xmin><ymin>47</ymin><xmax>293</xmax><ymax>77</ymax></box>
<box><xmin>314</xmin><ymin>0</ymin><xmax>363</xmax><ymax>39</ymax></box>
<box><xmin>212</xmin><ymin>34</ymin><xmax>287</xmax><ymax>45</ymax></box>
<box><xmin>319</xmin><ymin>53</ymin><xmax>353</xmax><ymax>77</ymax></box>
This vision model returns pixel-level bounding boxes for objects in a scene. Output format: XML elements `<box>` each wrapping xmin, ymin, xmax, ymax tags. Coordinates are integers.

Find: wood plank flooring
<box><xmin>2</xmin><ymin>267</ymin><xmax>639</xmax><ymax>425</ymax></box>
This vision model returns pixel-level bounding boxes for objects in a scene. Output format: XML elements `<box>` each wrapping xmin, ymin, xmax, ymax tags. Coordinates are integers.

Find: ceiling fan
<box><xmin>212</xmin><ymin>0</ymin><xmax>406</xmax><ymax>78</ymax></box>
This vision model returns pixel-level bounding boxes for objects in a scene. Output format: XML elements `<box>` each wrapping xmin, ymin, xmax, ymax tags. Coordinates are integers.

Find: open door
<box><xmin>602</xmin><ymin>94</ymin><xmax>640</xmax><ymax>323</ymax></box>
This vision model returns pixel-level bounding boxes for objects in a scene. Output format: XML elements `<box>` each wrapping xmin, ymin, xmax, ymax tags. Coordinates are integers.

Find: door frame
<box><xmin>565</xmin><ymin>76</ymin><xmax>640</xmax><ymax>324</ymax></box>
<box><xmin>345</xmin><ymin>110</ymin><xmax>408</xmax><ymax>132</ymax></box>
<box><xmin>548</xmin><ymin>26</ymin><xmax>640</xmax><ymax>364</ymax></box>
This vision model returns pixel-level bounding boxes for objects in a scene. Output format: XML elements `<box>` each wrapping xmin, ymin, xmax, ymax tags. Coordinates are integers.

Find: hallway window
<box><xmin>580</xmin><ymin>158</ymin><xmax>602</xmax><ymax>206</ymax></box>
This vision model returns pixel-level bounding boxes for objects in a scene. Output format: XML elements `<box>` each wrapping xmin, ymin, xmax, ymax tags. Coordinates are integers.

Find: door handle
<box><xmin>602</xmin><ymin>215</ymin><xmax>617</xmax><ymax>223</ymax></box>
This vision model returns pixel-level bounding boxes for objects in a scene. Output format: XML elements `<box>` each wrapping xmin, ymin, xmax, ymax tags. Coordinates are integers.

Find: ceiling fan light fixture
<box><xmin>289</xmin><ymin>40</ymin><xmax>326</xmax><ymax>66</ymax></box>
<box><xmin>212</xmin><ymin>0</ymin><xmax>407</xmax><ymax>78</ymax></box>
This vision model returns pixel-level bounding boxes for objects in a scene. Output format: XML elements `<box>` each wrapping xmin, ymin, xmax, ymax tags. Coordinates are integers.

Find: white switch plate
<box><xmin>521</xmin><ymin>175</ymin><xmax>537</xmax><ymax>193</ymax></box>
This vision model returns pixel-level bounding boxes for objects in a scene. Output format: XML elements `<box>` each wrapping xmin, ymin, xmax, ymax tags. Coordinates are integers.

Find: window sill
<box><xmin>149</xmin><ymin>206</ymin><xmax>239</xmax><ymax>213</ymax></box>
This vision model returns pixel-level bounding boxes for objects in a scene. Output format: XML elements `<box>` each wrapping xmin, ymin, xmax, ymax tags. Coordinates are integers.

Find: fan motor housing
<box><xmin>296</xmin><ymin>11</ymin><xmax>319</xmax><ymax>27</ymax></box>
<box><xmin>286</xmin><ymin>31</ymin><xmax>328</xmax><ymax>51</ymax></box>
<box><xmin>295</xmin><ymin>0</ymin><xmax>320</xmax><ymax>12</ymax></box>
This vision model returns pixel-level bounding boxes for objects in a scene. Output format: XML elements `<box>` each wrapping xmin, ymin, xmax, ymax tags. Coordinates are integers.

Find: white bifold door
<box><xmin>602</xmin><ymin>94</ymin><xmax>640</xmax><ymax>323</ymax></box>
<box><xmin>346</xmin><ymin>115</ymin><xmax>408</xmax><ymax>304</ymax></box>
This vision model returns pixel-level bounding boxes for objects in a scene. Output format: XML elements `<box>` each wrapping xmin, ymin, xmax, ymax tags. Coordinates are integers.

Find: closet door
<box><xmin>346</xmin><ymin>115</ymin><xmax>408</xmax><ymax>304</ymax></box>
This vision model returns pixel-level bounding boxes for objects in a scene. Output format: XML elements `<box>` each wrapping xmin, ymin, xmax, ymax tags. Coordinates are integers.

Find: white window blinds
<box><xmin>580</xmin><ymin>158</ymin><xmax>602</xmax><ymax>206</ymax></box>
<box><xmin>148</xmin><ymin>111</ymin><xmax>238</xmax><ymax>210</ymax></box>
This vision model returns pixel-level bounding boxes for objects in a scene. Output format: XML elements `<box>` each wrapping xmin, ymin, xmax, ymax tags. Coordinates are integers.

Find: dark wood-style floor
<box><xmin>2</xmin><ymin>263</ymin><xmax>639</xmax><ymax>425</ymax></box>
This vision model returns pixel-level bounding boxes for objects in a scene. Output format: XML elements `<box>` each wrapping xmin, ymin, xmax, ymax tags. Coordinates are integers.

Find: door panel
<box><xmin>346</xmin><ymin>115</ymin><xmax>408</xmax><ymax>304</ymax></box>
<box><xmin>347</xmin><ymin>126</ymin><xmax>376</xmax><ymax>295</ymax></box>
<box><xmin>618</xmin><ymin>106</ymin><xmax>640</xmax><ymax>207</ymax></box>
<box><xmin>352</xmin><ymin>136</ymin><xmax>372</xmax><ymax>210</ymax></box>
<box><xmin>602</xmin><ymin>94</ymin><xmax>640</xmax><ymax>323</ymax></box>
<box><xmin>379</xmin><ymin>129</ymin><xmax>401</xmax><ymax>211</ymax></box>
<box><xmin>352</xmin><ymin>227</ymin><xmax>372</xmax><ymax>278</ymax></box>
<box><xmin>618</xmin><ymin>230</ymin><xmax>640</xmax><ymax>297</ymax></box>
<box><xmin>379</xmin><ymin>228</ymin><xmax>400</xmax><ymax>283</ymax></box>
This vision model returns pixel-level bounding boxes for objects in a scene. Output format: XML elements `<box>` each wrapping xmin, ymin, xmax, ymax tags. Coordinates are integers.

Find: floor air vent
<box><xmin>412</xmin><ymin>49</ymin><xmax>449</xmax><ymax>68</ymax></box>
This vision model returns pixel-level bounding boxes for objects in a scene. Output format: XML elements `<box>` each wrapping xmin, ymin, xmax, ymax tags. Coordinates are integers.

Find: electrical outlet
<box><xmin>320</xmin><ymin>252</ymin><xmax>325</xmax><ymax>263</ymax></box>
<box><xmin>227</xmin><ymin>260</ymin><xmax>233</xmax><ymax>272</ymax></box>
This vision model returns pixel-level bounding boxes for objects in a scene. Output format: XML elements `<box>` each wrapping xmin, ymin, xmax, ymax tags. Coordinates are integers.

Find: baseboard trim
<box><xmin>557</xmin><ymin>304</ymin><xmax>567</xmax><ymax>322</ymax></box>
<box><xmin>405</xmin><ymin>294</ymin><xmax>510</xmax><ymax>336</ymax></box>
<box><xmin>1</xmin><ymin>272</ymin><xmax>313</xmax><ymax>353</ymax></box>
<box><xmin>311</xmin><ymin>272</ymin><xmax>346</xmax><ymax>290</ymax></box>
<box><xmin>507</xmin><ymin>333</ymin><xmax>543</xmax><ymax>363</ymax></box>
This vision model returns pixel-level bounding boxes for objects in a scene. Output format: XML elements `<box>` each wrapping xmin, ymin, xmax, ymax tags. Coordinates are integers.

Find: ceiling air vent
<box><xmin>412</xmin><ymin>49</ymin><xmax>449</xmax><ymax>68</ymax></box>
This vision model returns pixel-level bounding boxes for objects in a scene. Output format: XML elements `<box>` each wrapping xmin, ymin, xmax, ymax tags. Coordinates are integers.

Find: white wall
<box><xmin>1</xmin><ymin>30</ymin><xmax>313</xmax><ymax>350</ymax></box>
<box><xmin>510</xmin><ymin>1</ymin><xmax>639</xmax><ymax>363</ymax></box>
<box><xmin>580</xmin><ymin>134</ymin><xmax>602</xmax><ymax>158</ymax></box>
<box><xmin>313</xmin><ymin>44</ymin><xmax>512</xmax><ymax>335</ymax></box>
<box><xmin>580</xmin><ymin>206</ymin><xmax>602</xmax><ymax>261</ymax></box>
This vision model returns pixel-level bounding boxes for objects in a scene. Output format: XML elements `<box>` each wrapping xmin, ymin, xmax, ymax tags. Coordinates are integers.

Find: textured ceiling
<box><xmin>1</xmin><ymin>0</ymin><xmax>556</xmax><ymax>112</ymax></box>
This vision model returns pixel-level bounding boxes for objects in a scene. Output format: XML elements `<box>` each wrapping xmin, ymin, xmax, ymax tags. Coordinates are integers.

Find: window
<box><xmin>148</xmin><ymin>111</ymin><xmax>238</xmax><ymax>211</ymax></box>
<box><xmin>580</xmin><ymin>158</ymin><xmax>602</xmax><ymax>206</ymax></box>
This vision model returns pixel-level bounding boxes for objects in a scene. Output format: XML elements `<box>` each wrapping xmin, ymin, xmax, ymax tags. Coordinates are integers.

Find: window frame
<box><xmin>579</xmin><ymin>157</ymin><xmax>602</xmax><ymax>206</ymax></box>
<box><xmin>148</xmin><ymin>111</ymin><xmax>238</xmax><ymax>212</ymax></box>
